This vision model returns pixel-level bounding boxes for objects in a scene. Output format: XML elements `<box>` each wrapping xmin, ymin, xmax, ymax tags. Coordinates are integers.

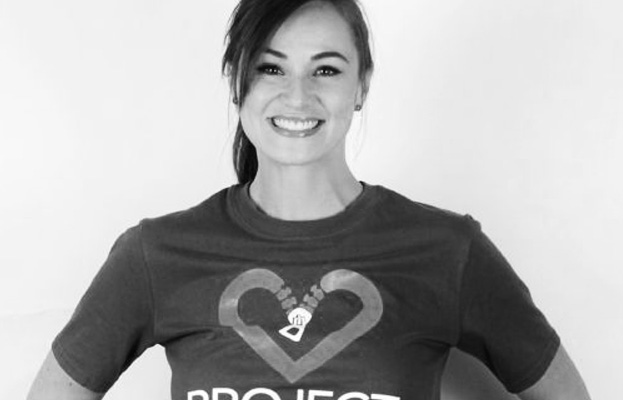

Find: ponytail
<box><xmin>232</xmin><ymin>120</ymin><xmax>258</xmax><ymax>184</ymax></box>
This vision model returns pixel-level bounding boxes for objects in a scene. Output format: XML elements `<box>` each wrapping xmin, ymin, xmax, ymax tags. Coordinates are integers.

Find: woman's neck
<box><xmin>249</xmin><ymin>163</ymin><xmax>362</xmax><ymax>221</ymax></box>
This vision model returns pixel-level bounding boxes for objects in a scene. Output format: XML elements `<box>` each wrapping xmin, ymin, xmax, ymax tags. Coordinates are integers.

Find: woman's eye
<box><xmin>314</xmin><ymin>66</ymin><xmax>341</xmax><ymax>77</ymax></box>
<box><xmin>256</xmin><ymin>64</ymin><xmax>283</xmax><ymax>76</ymax></box>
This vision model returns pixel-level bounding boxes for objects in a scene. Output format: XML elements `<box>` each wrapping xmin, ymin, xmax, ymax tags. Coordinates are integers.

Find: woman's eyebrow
<box><xmin>312</xmin><ymin>51</ymin><xmax>350</xmax><ymax>63</ymax></box>
<box><xmin>264</xmin><ymin>48</ymin><xmax>350</xmax><ymax>63</ymax></box>
<box><xmin>264</xmin><ymin>48</ymin><xmax>287</xmax><ymax>59</ymax></box>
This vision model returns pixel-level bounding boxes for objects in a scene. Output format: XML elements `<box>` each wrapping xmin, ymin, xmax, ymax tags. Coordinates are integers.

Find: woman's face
<box><xmin>239</xmin><ymin>1</ymin><xmax>366</xmax><ymax>169</ymax></box>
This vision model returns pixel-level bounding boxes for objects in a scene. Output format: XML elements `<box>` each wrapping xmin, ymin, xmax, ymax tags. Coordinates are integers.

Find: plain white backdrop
<box><xmin>0</xmin><ymin>0</ymin><xmax>621</xmax><ymax>398</ymax></box>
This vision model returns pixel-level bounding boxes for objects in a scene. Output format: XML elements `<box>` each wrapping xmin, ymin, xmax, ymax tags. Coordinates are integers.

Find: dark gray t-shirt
<box><xmin>53</xmin><ymin>183</ymin><xmax>559</xmax><ymax>399</ymax></box>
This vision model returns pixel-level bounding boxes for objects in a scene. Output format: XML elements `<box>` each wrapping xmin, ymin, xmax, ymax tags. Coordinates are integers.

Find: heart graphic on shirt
<box><xmin>218</xmin><ymin>269</ymin><xmax>383</xmax><ymax>383</ymax></box>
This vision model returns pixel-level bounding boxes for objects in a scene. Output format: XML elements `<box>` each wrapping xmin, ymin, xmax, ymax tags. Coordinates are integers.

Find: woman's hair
<box><xmin>222</xmin><ymin>0</ymin><xmax>374</xmax><ymax>184</ymax></box>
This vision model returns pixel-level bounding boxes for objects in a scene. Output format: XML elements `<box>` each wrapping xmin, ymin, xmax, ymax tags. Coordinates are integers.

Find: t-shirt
<box><xmin>52</xmin><ymin>183</ymin><xmax>560</xmax><ymax>400</ymax></box>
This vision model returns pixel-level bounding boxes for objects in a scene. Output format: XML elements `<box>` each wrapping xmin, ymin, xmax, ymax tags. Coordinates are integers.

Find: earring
<box><xmin>355</xmin><ymin>104</ymin><xmax>362</xmax><ymax>111</ymax></box>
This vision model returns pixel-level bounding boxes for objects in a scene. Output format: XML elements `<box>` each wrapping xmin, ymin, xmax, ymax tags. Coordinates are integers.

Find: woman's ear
<box><xmin>356</xmin><ymin>71</ymin><xmax>373</xmax><ymax>108</ymax></box>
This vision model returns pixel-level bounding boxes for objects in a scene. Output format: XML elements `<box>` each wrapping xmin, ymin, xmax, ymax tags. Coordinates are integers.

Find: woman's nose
<box><xmin>281</xmin><ymin>76</ymin><xmax>314</xmax><ymax>108</ymax></box>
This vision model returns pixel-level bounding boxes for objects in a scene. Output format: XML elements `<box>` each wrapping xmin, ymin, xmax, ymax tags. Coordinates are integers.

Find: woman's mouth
<box><xmin>270</xmin><ymin>117</ymin><xmax>324</xmax><ymax>137</ymax></box>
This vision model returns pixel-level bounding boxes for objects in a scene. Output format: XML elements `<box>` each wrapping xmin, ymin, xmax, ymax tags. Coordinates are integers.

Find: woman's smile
<box><xmin>270</xmin><ymin>116</ymin><xmax>325</xmax><ymax>138</ymax></box>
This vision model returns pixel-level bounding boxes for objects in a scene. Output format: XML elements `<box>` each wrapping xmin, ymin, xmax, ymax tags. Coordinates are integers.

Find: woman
<box><xmin>28</xmin><ymin>0</ymin><xmax>591</xmax><ymax>399</ymax></box>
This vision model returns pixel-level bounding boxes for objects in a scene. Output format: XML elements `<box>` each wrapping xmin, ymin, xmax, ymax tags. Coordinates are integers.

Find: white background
<box><xmin>0</xmin><ymin>0</ymin><xmax>621</xmax><ymax>399</ymax></box>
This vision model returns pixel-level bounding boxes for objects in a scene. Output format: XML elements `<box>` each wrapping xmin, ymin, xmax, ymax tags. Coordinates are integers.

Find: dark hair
<box><xmin>222</xmin><ymin>0</ymin><xmax>374</xmax><ymax>184</ymax></box>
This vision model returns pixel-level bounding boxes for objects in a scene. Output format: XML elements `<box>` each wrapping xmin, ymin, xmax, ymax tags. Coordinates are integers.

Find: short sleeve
<box><xmin>52</xmin><ymin>225</ymin><xmax>156</xmax><ymax>393</ymax></box>
<box><xmin>456</xmin><ymin>220</ymin><xmax>560</xmax><ymax>393</ymax></box>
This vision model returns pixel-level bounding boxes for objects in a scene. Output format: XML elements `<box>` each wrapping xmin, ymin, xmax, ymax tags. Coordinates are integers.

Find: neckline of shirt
<box><xmin>227</xmin><ymin>181</ymin><xmax>381</xmax><ymax>240</ymax></box>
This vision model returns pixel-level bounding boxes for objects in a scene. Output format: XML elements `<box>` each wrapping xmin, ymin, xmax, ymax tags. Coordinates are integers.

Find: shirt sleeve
<box><xmin>456</xmin><ymin>219</ymin><xmax>560</xmax><ymax>393</ymax></box>
<box><xmin>52</xmin><ymin>224</ymin><xmax>156</xmax><ymax>393</ymax></box>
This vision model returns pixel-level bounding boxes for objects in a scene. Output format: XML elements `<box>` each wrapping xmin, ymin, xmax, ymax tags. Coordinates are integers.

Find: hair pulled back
<box><xmin>223</xmin><ymin>0</ymin><xmax>374</xmax><ymax>184</ymax></box>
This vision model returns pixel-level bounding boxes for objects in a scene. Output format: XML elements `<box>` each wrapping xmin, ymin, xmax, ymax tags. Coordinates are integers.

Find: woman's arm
<box><xmin>518</xmin><ymin>344</ymin><xmax>591</xmax><ymax>400</ymax></box>
<box><xmin>27</xmin><ymin>351</ymin><xmax>104</xmax><ymax>400</ymax></box>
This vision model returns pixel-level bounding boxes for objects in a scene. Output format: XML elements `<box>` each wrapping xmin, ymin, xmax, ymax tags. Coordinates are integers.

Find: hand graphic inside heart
<box><xmin>218</xmin><ymin>269</ymin><xmax>384</xmax><ymax>383</ymax></box>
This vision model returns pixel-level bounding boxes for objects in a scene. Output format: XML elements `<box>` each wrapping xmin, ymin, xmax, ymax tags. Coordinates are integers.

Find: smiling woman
<box><xmin>224</xmin><ymin>0</ymin><xmax>373</xmax><ymax>189</ymax></box>
<box><xmin>26</xmin><ymin>1</ymin><xmax>592</xmax><ymax>400</ymax></box>
<box><xmin>237</xmin><ymin>1</ymin><xmax>369</xmax><ymax>209</ymax></box>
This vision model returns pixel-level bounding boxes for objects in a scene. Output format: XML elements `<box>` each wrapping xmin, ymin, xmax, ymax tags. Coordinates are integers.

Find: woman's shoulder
<box><xmin>371</xmin><ymin>184</ymin><xmax>481</xmax><ymax>235</ymax></box>
<box><xmin>128</xmin><ymin>185</ymin><xmax>237</xmax><ymax>239</ymax></box>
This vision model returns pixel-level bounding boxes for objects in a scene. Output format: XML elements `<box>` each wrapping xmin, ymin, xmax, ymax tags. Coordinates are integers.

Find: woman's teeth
<box><xmin>272</xmin><ymin>117</ymin><xmax>321</xmax><ymax>132</ymax></box>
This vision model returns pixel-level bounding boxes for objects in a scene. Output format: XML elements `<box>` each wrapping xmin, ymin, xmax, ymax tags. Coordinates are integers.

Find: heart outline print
<box><xmin>218</xmin><ymin>269</ymin><xmax>384</xmax><ymax>383</ymax></box>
